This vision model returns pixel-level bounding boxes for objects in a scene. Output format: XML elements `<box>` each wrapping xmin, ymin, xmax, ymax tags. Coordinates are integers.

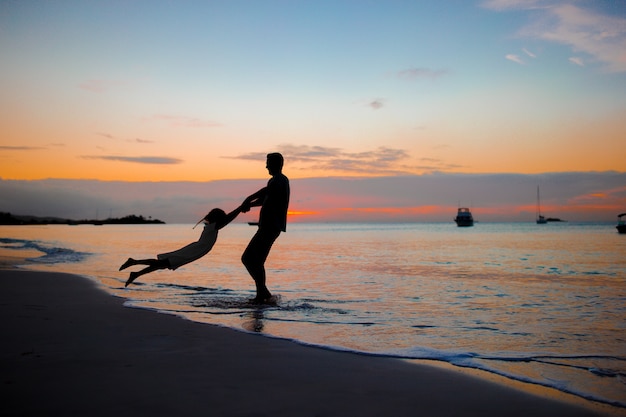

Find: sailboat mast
<box><xmin>536</xmin><ymin>186</ymin><xmax>540</xmax><ymax>217</ymax></box>
<box><xmin>536</xmin><ymin>186</ymin><xmax>547</xmax><ymax>224</ymax></box>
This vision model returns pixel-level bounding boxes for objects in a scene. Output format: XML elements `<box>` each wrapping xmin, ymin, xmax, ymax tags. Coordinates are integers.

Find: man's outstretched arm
<box><xmin>243</xmin><ymin>187</ymin><xmax>267</xmax><ymax>210</ymax></box>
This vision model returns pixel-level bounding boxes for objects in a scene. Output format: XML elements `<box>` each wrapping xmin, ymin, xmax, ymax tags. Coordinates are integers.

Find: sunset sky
<box><xmin>1</xmin><ymin>1</ymin><xmax>625</xmax><ymax>223</ymax></box>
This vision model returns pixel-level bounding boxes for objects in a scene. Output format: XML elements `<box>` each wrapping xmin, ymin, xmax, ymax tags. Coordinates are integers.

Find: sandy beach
<box><xmin>1</xmin><ymin>268</ymin><xmax>615</xmax><ymax>417</ymax></box>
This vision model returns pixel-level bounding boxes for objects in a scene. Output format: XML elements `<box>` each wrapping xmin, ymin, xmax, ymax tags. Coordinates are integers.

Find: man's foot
<box><xmin>249</xmin><ymin>294</ymin><xmax>277</xmax><ymax>305</ymax></box>
<box><xmin>119</xmin><ymin>258</ymin><xmax>135</xmax><ymax>271</ymax></box>
<box><xmin>125</xmin><ymin>272</ymin><xmax>139</xmax><ymax>287</ymax></box>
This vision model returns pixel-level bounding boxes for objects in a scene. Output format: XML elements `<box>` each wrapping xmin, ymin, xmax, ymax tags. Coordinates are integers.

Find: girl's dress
<box><xmin>157</xmin><ymin>222</ymin><xmax>218</xmax><ymax>270</ymax></box>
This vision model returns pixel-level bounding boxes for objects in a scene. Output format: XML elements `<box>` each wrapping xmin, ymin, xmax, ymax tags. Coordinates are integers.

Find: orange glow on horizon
<box><xmin>285</xmin><ymin>199</ymin><xmax>626</xmax><ymax>223</ymax></box>
<box><xmin>286</xmin><ymin>205</ymin><xmax>457</xmax><ymax>222</ymax></box>
<box><xmin>288</xmin><ymin>210</ymin><xmax>319</xmax><ymax>216</ymax></box>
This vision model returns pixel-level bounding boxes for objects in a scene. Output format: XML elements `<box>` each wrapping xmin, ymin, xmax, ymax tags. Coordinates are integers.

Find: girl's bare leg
<box><xmin>120</xmin><ymin>258</ymin><xmax>163</xmax><ymax>271</ymax></box>
<box><xmin>122</xmin><ymin>259</ymin><xmax>169</xmax><ymax>287</ymax></box>
<box><xmin>125</xmin><ymin>264</ymin><xmax>161</xmax><ymax>287</ymax></box>
<box><xmin>119</xmin><ymin>258</ymin><xmax>137</xmax><ymax>271</ymax></box>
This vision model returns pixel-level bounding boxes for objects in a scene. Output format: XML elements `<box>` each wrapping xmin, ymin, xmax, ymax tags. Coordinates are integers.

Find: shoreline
<box><xmin>1</xmin><ymin>265</ymin><xmax>618</xmax><ymax>416</ymax></box>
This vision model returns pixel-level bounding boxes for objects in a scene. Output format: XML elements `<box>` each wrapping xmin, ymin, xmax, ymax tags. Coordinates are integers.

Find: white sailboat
<box><xmin>536</xmin><ymin>186</ymin><xmax>547</xmax><ymax>224</ymax></box>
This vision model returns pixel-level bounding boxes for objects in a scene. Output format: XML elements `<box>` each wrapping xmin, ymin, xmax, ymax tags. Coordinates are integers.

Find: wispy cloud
<box><xmin>228</xmin><ymin>144</ymin><xmax>464</xmax><ymax>175</ymax></box>
<box><xmin>319</xmin><ymin>148</ymin><xmax>410</xmax><ymax>174</ymax></box>
<box><xmin>145</xmin><ymin>114</ymin><xmax>222</xmax><ymax>128</ymax></box>
<box><xmin>535</xmin><ymin>4</ymin><xmax>626</xmax><ymax>72</ymax></box>
<box><xmin>0</xmin><ymin>145</ymin><xmax>45</xmax><ymax>151</ymax></box>
<box><xmin>274</xmin><ymin>145</ymin><xmax>346</xmax><ymax>163</ymax></box>
<box><xmin>96</xmin><ymin>132</ymin><xmax>115</xmax><ymax>139</ymax></box>
<box><xmin>229</xmin><ymin>144</ymin><xmax>413</xmax><ymax>175</ymax></box>
<box><xmin>397</xmin><ymin>67</ymin><xmax>448</xmax><ymax>80</ymax></box>
<box><xmin>368</xmin><ymin>98</ymin><xmax>385</xmax><ymax>110</ymax></box>
<box><xmin>507</xmin><ymin>48</ymin><xmax>537</xmax><ymax>65</ymax></box>
<box><xmin>569</xmin><ymin>56</ymin><xmax>585</xmax><ymax>67</ymax></box>
<box><xmin>415</xmin><ymin>157</ymin><xmax>462</xmax><ymax>172</ymax></box>
<box><xmin>82</xmin><ymin>155</ymin><xmax>183</xmax><ymax>165</ymax></box>
<box><xmin>95</xmin><ymin>132</ymin><xmax>154</xmax><ymax>144</ymax></box>
<box><xmin>481</xmin><ymin>0</ymin><xmax>548</xmax><ymax>11</ymax></box>
<box><xmin>483</xmin><ymin>1</ymin><xmax>626</xmax><ymax>72</ymax></box>
<box><xmin>570</xmin><ymin>185</ymin><xmax>626</xmax><ymax>204</ymax></box>
<box><xmin>506</xmin><ymin>54</ymin><xmax>525</xmax><ymax>65</ymax></box>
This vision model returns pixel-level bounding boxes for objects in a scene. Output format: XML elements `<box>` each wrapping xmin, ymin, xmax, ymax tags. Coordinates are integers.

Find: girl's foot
<box><xmin>119</xmin><ymin>258</ymin><xmax>135</xmax><ymax>271</ymax></box>
<box><xmin>125</xmin><ymin>272</ymin><xmax>139</xmax><ymax>287</ymax></box>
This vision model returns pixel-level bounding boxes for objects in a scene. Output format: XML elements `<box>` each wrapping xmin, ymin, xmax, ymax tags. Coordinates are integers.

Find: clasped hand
<box><xmin>241</xmin><ymin>200</ymin><xmax>252</xmax><ymax>213</ymax></box>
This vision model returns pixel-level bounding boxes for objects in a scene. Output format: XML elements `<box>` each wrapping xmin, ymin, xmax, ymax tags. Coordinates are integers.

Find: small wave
<box><xmin>590</xmin><ymin>367</ymin><xmax>626</xmax><ymax>378</ymax></box>
<box><xmin>191</xmin><ymin>298</ymin><xmax>261</xmax><ymax>311</ymax></box>
<box><xmin>154</xmin><ymin>282</ymin><xmax>235</xmax><ymax>294</ymax></box>
<box><xmin>382</xmin><ymin>346</ymin><xmax>626</xmax><ymax>408</ymax></box>
<box><xmin>298</xmin><ymin>297</ymin><xmax>373</xmax><ymax>305</ymax></box>
<box><xmin>0</xmin><ymin>237</ymin><xmax>90</xmax><ymax>265</ymax></box>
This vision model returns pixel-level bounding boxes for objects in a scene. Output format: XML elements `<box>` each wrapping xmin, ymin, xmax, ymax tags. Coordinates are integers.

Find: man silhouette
<box><xmin>241</xmin><ymin>153</ymin><xmax>290</xmax><ymax>303</ymax></box>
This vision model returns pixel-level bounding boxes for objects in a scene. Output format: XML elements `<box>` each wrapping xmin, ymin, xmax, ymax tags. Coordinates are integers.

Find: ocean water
<box><xmin>1</xmin><ymin>222</ymin><xmax>625</xmax><ymax>409</ymax></box>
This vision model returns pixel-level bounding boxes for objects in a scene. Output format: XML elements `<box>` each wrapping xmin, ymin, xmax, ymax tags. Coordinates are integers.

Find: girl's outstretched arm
<box><xmin>216</xmin><ymin>205</ymin><xmax>245</xmax><ymax>230</ymax></box>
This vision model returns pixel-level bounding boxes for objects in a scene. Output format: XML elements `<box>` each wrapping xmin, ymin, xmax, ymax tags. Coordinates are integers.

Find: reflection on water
<box><xmin>242</xmin><ymin>310</ymin><xmax>265</xmax><ymax>333</ymax></box>
<box><xmin>1</xmin><ymin>222</ymin><xmax>625</xmax><ymax>409</ymax></box>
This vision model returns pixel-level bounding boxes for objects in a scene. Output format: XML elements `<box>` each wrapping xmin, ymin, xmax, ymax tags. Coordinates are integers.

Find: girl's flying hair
<box><xmin>193</xmin><ymin>208</ymin><xmax>226</xmax><ymax>229</ymax></box>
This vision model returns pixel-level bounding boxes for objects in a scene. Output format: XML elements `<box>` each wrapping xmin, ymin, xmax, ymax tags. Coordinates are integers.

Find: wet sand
<box><xmin>1</xmin><ymin>268</ymin><xmax>614</xmax><ymax>416</ymax></box>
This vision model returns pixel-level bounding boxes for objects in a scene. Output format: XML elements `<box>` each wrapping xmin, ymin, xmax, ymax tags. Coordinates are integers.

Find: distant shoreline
<box><xmin>0</xmin><ymin>212</ymin><xmax>165</xmax><ymax>226</ymax></box>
